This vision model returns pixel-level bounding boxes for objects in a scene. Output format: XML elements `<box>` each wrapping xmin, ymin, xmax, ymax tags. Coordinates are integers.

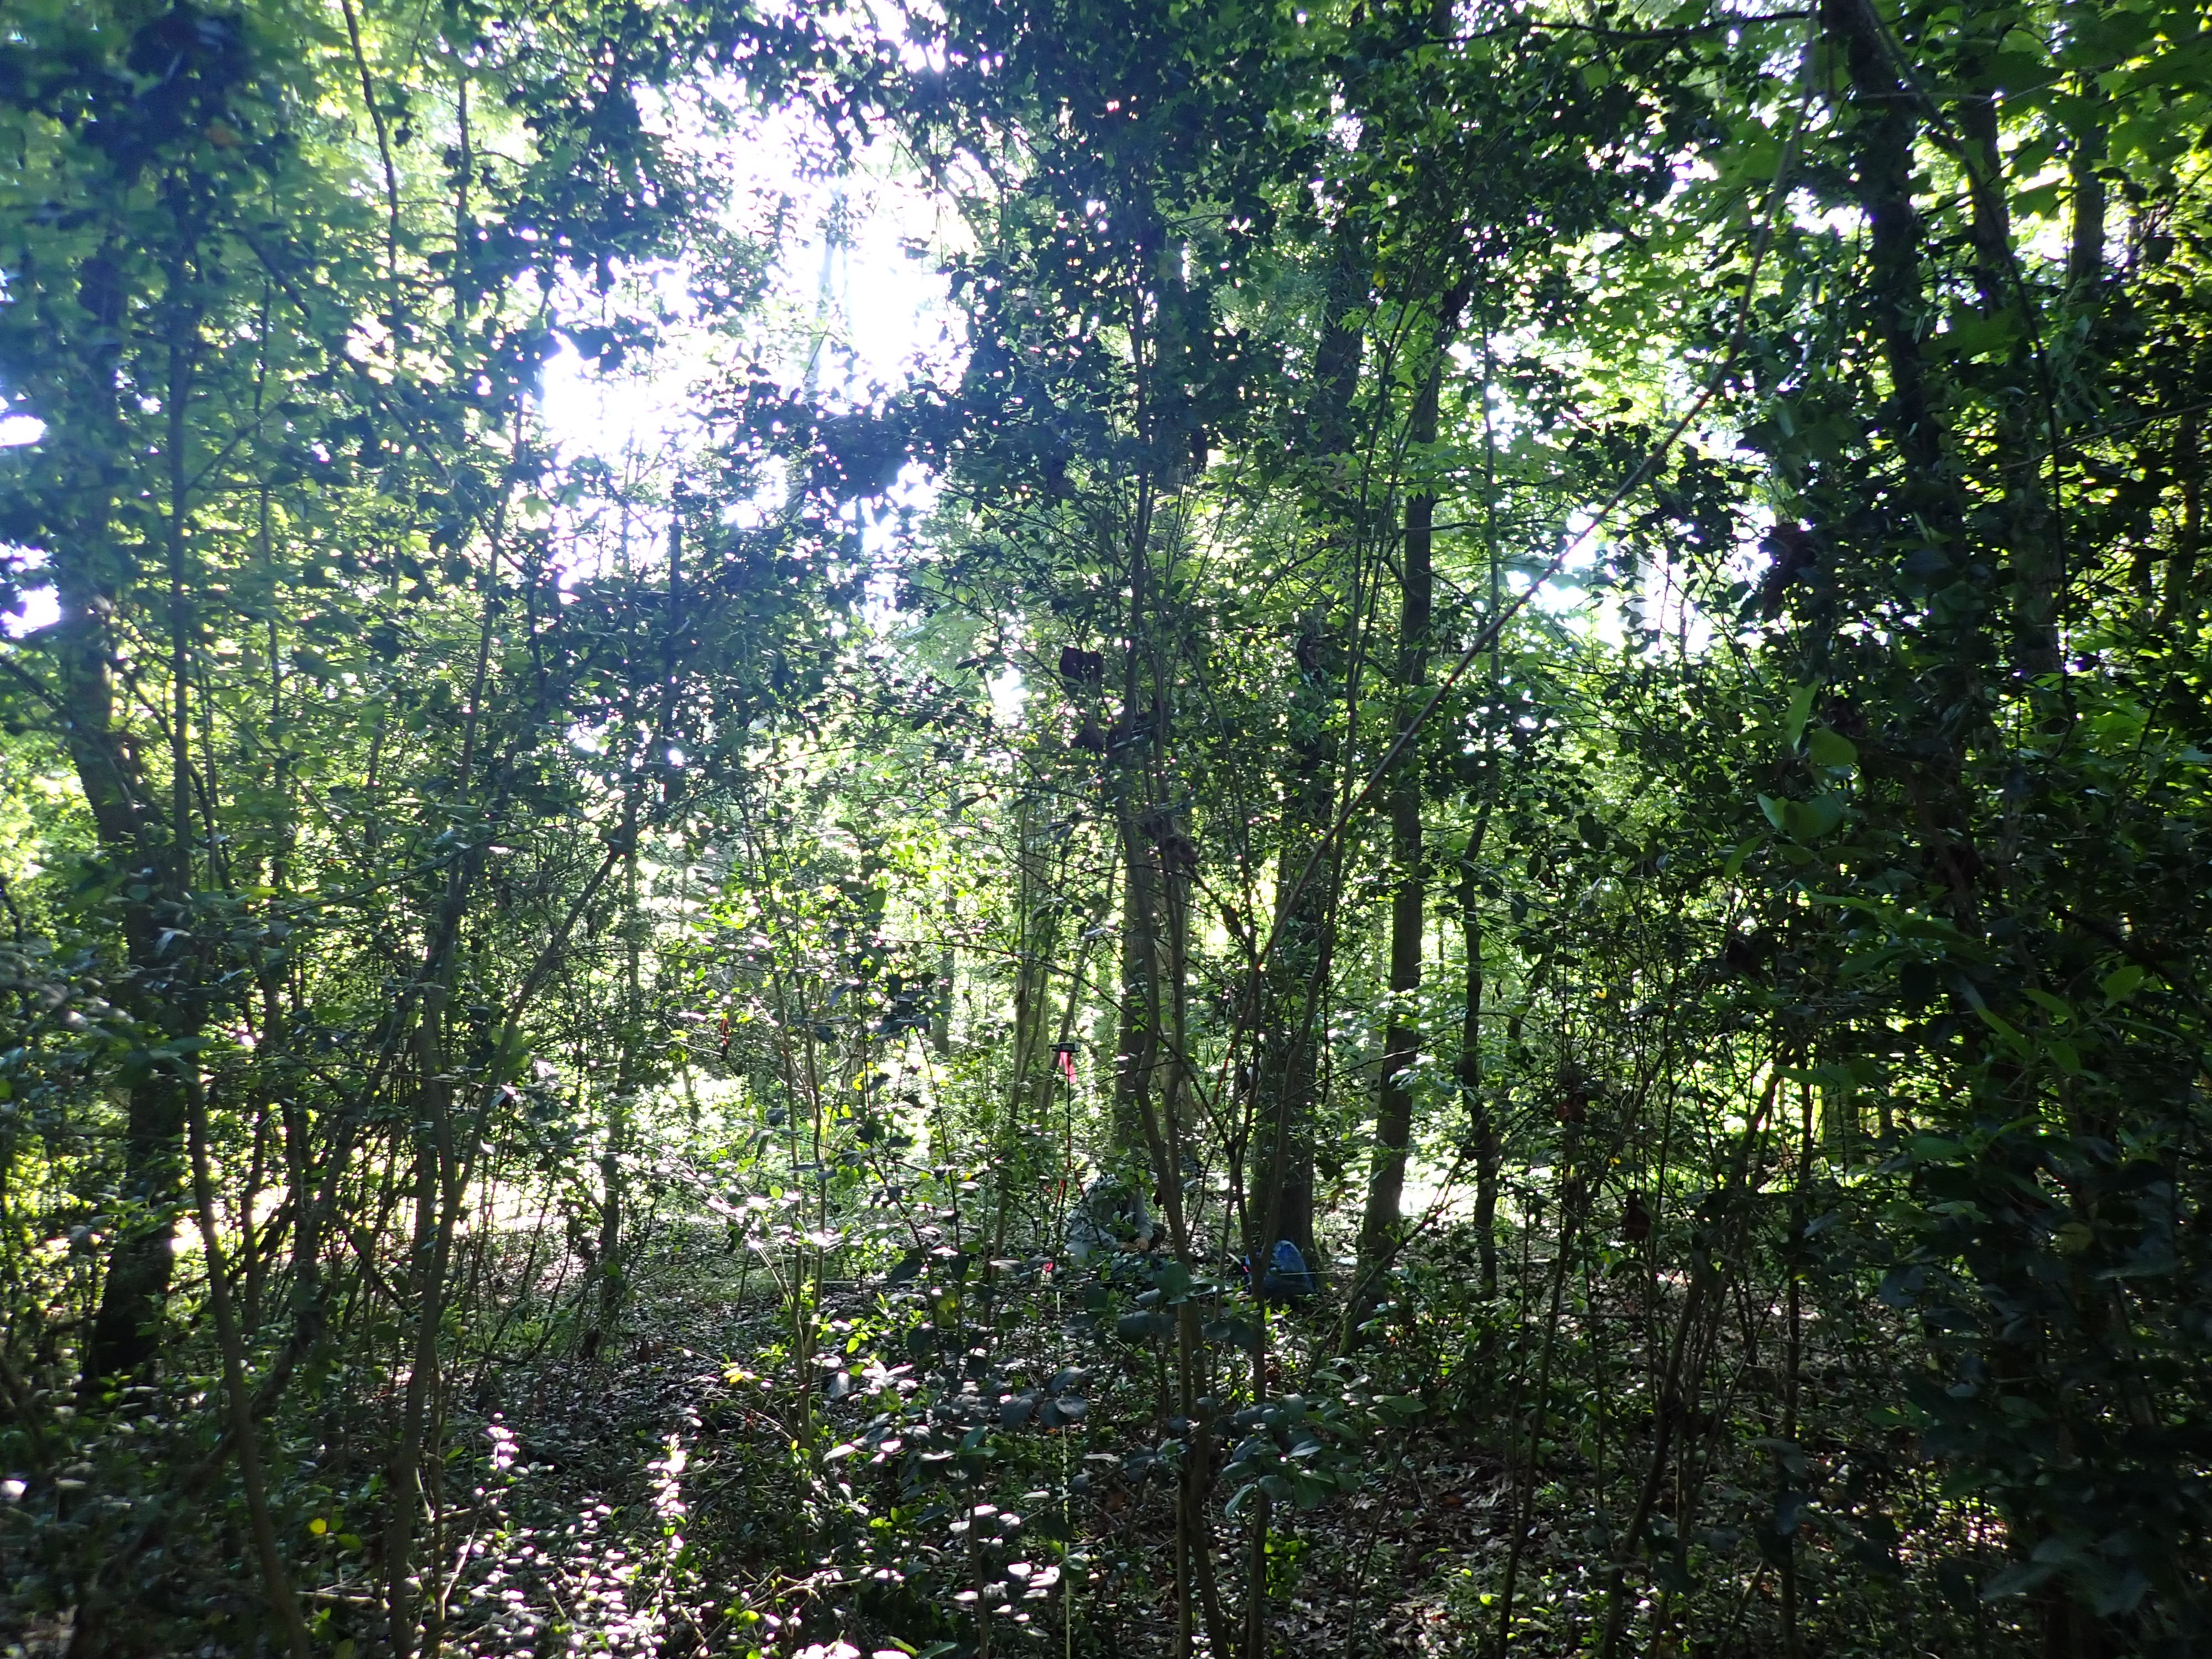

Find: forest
<box><xmin>2</xmin><ymin>0</ymin><xmax>2209</xmax><ymax>1655</ymax></box>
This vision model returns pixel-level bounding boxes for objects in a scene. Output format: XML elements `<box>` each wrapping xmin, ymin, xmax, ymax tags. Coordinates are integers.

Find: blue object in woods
<box><xmin>1254</xmin><ymin>1239</ymin><xmax>1315</xmax><ymax>1300</ymax></box>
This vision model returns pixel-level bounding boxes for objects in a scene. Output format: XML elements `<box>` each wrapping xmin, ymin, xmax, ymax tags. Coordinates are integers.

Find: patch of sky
<box><xmin>1</xmin><ymin>413</ymin><xmax>56</xmax><ymax>637</ymax></box>
<box><xmin>532</xmin><ymin>98</ymin><xmax>963</xmax><ymax>711</ymax></box>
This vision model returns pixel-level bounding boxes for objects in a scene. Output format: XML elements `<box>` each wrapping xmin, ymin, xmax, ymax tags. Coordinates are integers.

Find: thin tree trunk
<box><xmin>1492</xmin><ymin>1176</ymin><xmax>1580</xmax><ymax>1657</ymax></box>
<box><xmin>595</xmin><ymin>842</ymin><xmax>640</xmax><ymax>1345</ymax></box>
<box><xmin>1957</xmin><ymin>26</ymin><xmax>2065</xmax><ymax>680</ymax></box>
<box><xmin>87</xmin><ymin>284</ymin><xmax>205</xmax><ymax>1386</ymax></box>
<box><xmin>1779</xmin><ymin>1083</ymin><xmax>1814</xmax><ymax>1659</ymax></box>
<box><xmin>1251</xmin><ymin>612</ymin><xmax>1335</xmax><ymax>1276</ymax></box>
<box><xmin>2167</xmin><ymin>404</ymin><xmax>2203</xmax><ymax>618</ymax></box>
<box><xmin>1354</xmin><ymin>287</ymin><xmax>1464</xmax><ymax>1321</ymax></box>
<box><xmin>1242</xmin><ymin>226</ymin><xmax>1370</xmax><ymax>1655</ymax></box>
<box><xmin>1356</xmin><ymin>571</ymin><xmax>1430</xmax><ymax>1311</ymax></box>
<box><xmin>188</xmin><ymin>1080</ymin><xmax>313</xmax><ymax>1659</ymax></box>
<box><xmin>1597</xmin><ymin>1061</ymin><xmax>1788</xmax><ymax>1659</ymax></box>
<box><xmin>1459</xmin><ymin>854</ymin><xmax>1499</xmax><ymax>1301</ymax></box>
<box><xmin>383</xmin><ymin>619</ymin><xmax>502</xmax><ymax>1657</ymax></box>
<box><xmin>1823</xmin><ymin>0</ymin><xmax>1945</xmax><ymax>488</ymax></box>
<box><xmin>2068</xmin><ymin>96</ymin><xmax>2107</xmax><ymax>292</ymax></box>
<box><xmin>1113</xmin><ymin>778</ymin><xmax>1156</xmax><ymax>1160</ymax></box>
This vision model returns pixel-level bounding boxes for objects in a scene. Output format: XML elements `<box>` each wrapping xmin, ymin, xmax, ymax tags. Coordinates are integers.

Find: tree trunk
<box><xmin>2166</xmin><ymin>404</ymin><xmax>2203</xmax><ymax>618</ymax></box>
<box><xmin>80</xmin><ymin>289</ymin><xmax>204</xmax><ymax>1389</ymax></box>
<box><xmin>1353</xmin><ymin>289</ymin><xmax>1463</xmax><ymax>1319</ymax></box>
<box><xmin>1459</xmin><ymin>854</ymin><xmax>1499</xmax><ymax>1300</ymax></box>
<box><xmin>1112</xmin><ymin>624</ymin><xmax>1162</xmax><ymax>1160</ymax></box>
<box><xmin>1823</xmin><ymin>0</ymin><xmax>1945</xmax><ymax>487</ymax></box>
<box><xmin>2067</xmin><ymin>103</ymin><xmax>2107</xmax><ymax>292</ymax></box>
<box><xmin>189</xmin><ymin>1079</ymin><xmax>314</xmax><ymax>1659</ymax></box>
<box><xmin>594</xmin><ymin>844</ymin><xmax>641</xmax><ymax>1347</ymax></box>
<box><xmin>1958</xmin><ymin>39</ymin><xmax>2066</xmax><ymax>683</ymax></box>
<box><xmin>1251</xmin><ymin>623</ymin><xmax>1334</xmax><ymax>1279</ymax></box>
<box><xmin>1244</xmin><ymin>231</ymin><xmax>1370</xmax><ymax>1659</ymax></box>
<box><xmin>1249</xmin><ymin>221</ymin><xmax>1369</xmax><ymax>1281</ymax></box>
<box><xmin>1114</xmin><ymin>801</ymin><xmax>1159</xmax><ymax>1159</ymax></box>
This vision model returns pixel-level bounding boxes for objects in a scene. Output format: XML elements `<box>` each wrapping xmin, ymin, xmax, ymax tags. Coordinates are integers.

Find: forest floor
<box><xmin>414</xmin><ymin>1222</ymin><xmax>1569</xmax><ymax>1659</ymax></box>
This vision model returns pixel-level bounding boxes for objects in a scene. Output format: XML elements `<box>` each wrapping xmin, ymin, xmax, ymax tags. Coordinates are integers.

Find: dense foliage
<box><xmin>2</xmin><ymin>1</ymin><xmax>2209</xmax><ymax>1656</ymax></box>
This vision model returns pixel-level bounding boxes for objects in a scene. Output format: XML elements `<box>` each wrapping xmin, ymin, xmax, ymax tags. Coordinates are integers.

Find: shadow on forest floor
<box><xmin>415</xmin><ymin>1224</ymin><xmax>1585</xmax><ymax>1659</ymax></box>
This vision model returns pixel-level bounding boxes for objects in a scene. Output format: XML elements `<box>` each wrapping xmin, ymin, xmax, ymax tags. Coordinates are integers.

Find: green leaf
<box><xmin>1783</xmin><ymin>683</ymin><xmax>1818</xmax><ymax>749</ymax></box>
<box><xmin>2099</xmin><ymin>964</ymin><xmax>2147</xmax><ymax>1002</ymax></box>
<box><xmin>1116</xmin><ymin>1311</ymin><xmax>1172</xmax><ymax>1340</ymax></box>
<box><xmin>1972</xmin><ymin>1004</ymin><xmax>2028</xmax><ymax>1051</ymax></box>
<box><xmin>1791</xmin><ymin>794</ymin><xmax>1846</xmax><ymax>839</ymax></box>
<box><xmin>1983</xmin><ymin>1558</ymin><xmax>2061</xmax><ymax>1600</ymax></box>
<box><xmin>1939</xmin><ymin>311</ymin><xmax>2020</xmax><ymax>362</ymax></box>
<box><xmin>1723</xmin><ymin>835</ymin><xmax>1762</xmax><ymax>878</ymax></box>
<box><xmin>1805</xmin><ymin>727</ymin><xmax>1858</xmax><ymax>769</ymax></box>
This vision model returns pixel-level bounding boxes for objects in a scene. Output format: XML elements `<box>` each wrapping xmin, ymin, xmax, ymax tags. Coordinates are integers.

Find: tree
<box><xmin>4</xmin><ymin>0</ymin><xmax>2211</xmax><ymax>1654</ymax></box>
